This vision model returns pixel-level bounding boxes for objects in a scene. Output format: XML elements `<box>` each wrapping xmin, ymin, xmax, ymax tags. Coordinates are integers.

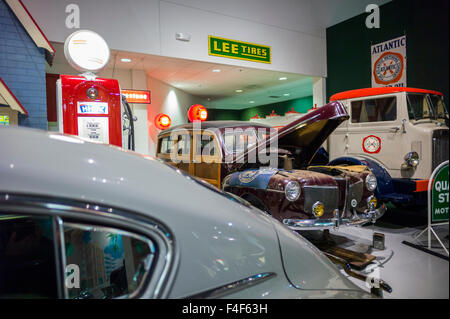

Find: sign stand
<box><xmin>412</xmin><ymin>161</ymin><xmax>449</xmax><ymax>256</ymax></box>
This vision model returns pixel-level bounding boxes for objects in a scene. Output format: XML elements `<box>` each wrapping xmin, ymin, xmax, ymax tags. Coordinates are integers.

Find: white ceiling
<box><xmin>48</xmin><ymin>0</ymin><xmax>391</xmax><ymax>110</ymax></box>
<box><xmin>51</xmin><ymin>42</ymin><xmax>315</xmax><ymax>109</ymax></box>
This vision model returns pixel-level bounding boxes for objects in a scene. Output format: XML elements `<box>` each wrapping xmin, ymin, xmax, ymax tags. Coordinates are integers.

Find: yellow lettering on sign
<box><xmin>257</xmin><ymin>48</ymin><xmax>261</xmax><ymax>56</ymax></box>
<box><xmin>251</xmin><ymin>47</ymin><xmax>257</xmax><ymax>54</ymax></box>
<box><xmin>213</xmin><ymin>40</ymin><xmax>221</xmax><ymax>52</ymax></box>
<box><xmin>262</xmin><ymin>49</ymin><xmax>267</xmax><ymax>56</ymax></box>
<box><xmin>223</xmin><ymin>42</ymin><xmax>230</xmax><ymax>53</ymax></box>
<box><xmin>231</xmin><ymin>43</ymin><xmax>239</xmax><ymax>54</ymax></box>
<box><xmin>241</xmin><ymin>45</ymin><xmax>247</xmax><ymax>53</ymax></box>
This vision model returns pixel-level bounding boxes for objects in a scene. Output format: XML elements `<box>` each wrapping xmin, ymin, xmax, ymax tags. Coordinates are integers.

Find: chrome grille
<box><xmin>303</xmin><ymin>186</ymin><xmax>339</xmax><ymax>214</ymax></box>
<box><xmin>346</xmin><ymin>180</ymin><xmax>363</xmax><ymax>210</ymax></box>
<box><xmin>432</xmin><ymin>130</ymin><xmax>449</xmax><ymax>171</ymax></box>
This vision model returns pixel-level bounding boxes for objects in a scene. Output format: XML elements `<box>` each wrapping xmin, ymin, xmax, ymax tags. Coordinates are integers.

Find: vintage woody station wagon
<box><xmin>157</xmin><ymin>102</ymin><xmax>385</xmax><ymax>229</ymax></box>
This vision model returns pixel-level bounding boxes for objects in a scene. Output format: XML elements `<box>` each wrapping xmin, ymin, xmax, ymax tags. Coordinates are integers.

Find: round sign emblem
<box><xmin>239</xmin><ymin>170</ymin><xmax>260</xmax><ymax>184</ymax></box>
<box><xmin>363</xmin><ymin>135</ymin><xmax>381</xmax><ymax>154</ymax></box>
<box><xmin>64</xmin><ymin>30</ymin><xmax>110</xmax><ymax>73</ymax></box>
<box><xmin>373</xmin><ymin>52</ymin><xmax>404</xmax><ymax>85</ymax></box>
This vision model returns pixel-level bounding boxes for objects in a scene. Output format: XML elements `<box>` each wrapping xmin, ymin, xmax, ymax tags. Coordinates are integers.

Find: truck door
<box><xmin>346</xmin><ymin>95</ymin><xmax>405</xmax><ymax>177</ymax></box>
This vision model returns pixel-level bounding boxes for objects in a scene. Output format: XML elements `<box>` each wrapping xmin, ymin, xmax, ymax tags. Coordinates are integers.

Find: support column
<box><xmin>131</xmin><ymin>69</ymin><xmax>150</xmax><ymax>155</ymax></box>
<box><xmin>313</xmin><ymin>77</ymin><xmax>327</xmax><ymax>108</ymax></box>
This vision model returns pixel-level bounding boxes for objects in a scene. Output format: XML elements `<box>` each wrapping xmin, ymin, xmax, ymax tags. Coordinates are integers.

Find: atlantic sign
<box><xmin>371</xmin><ymin>35</ymin><xmax>407</xmax><ymax>88</ymax></box>
<box><xmin>208</xmin><ymin>36</ymin><xmax>271</xmax><ymax>64</ymax></box>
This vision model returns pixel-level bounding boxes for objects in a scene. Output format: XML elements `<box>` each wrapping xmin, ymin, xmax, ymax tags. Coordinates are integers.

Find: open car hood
<box><xmin>232</xmin><ymin>101</ymin><xmax>349</xmax><ymax>169</ymax></box>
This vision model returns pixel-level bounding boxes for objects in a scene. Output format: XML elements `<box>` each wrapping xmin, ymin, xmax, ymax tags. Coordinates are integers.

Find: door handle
<box><xmin>390</xmin><ymin>126</ymin><xmax>400</xmax><ymax>132</ymax></box>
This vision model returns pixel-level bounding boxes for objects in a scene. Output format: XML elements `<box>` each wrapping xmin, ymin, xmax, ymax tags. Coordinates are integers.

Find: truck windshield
<box><xmin>406</xmin><ymin>93</ymin><xmax>439</xmax><ymax>121</ymax></box>
<box><xmin>429</xmin><ymin>94</ymin><xmax>448</xmax><ymax>120</ymax></box>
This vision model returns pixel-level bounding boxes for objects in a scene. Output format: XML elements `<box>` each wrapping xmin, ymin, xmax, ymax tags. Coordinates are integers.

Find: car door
<box><xmin>192</xmin><ymin>130</ymin><xmax>222</xmax><ymax>188</ymax></box>
<box><xmin>0</xmin><ymin>195</ymin><xmax>174</xmax><ymax>299</ymax></box>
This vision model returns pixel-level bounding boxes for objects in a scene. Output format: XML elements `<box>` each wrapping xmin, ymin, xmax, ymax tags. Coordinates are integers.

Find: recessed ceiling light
<box><xmin>283</xmin><ymin>93</ymin><xmax>290</xmax><ymax>96</ymax></box>
<box><xmin>212</xmin><ymin>69</ymin><xmax>221</xmax><ymax>72</ymax></box>
<box><xmin>121</xmin><ymin>58</ymin><xmax>132</xmax><ymax>63</ymax></box>
<box><xmin>279</xmin><ymin>77</ymin><xmax>287</xmax><ymax>80</ymax></box>
<box><xmin>235</xmin><ymin>89</ymin><xmax>243</xmax><ymax>93</ymax></box>
<box><xmin>249</xmin><ymin>101</ymin><xmax>255</xmax><ymax>103</ymax></box>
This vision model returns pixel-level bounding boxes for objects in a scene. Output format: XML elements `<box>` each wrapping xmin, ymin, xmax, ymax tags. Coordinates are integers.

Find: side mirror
<box><xmin>401</xmin><ymin>119</ymin><xmax>407</xmax><ymax>133</ymax></box>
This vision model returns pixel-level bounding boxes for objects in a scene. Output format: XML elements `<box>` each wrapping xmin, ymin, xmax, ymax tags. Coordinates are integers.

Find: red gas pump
<box><xmin>56</xmin><ymin>30</ymin><xmax>134</xmax><ymax>149</ymax></box>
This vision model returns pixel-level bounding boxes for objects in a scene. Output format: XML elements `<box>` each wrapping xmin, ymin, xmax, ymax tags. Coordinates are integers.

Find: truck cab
<box><xmin>328</xmin><ymin>87</ymin><xmax>449</xmax><ymax>207</ymax></box>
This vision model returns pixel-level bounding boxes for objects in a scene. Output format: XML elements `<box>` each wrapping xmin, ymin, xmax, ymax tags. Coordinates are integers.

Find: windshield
<box><xmin>224</xmin><ymin>128</ymin><xmax>259</xmax><ymax>153</ymax></box>
<box><xmin>429</xmin><ymin>94</ymin><xmax>448</xmax><ymax>120</ymax></box>
<box><xmin>407</xmin><ymin>93</ymin><xmax>448</xmax><ymax>121</ymax></box>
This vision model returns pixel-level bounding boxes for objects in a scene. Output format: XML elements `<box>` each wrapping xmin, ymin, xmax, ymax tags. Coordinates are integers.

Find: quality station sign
<box><xmin>208</xmin><ymin>36</ymin><xmax>271</xmax><ymax>64</ymax></box>
<box><xmin>371</xmin><ymin>35</ymin><xmax>407</xmax><ymax>87</ymax></box>
<box><xmin>431</xmin><ymin>163</ymin><xmax>449</xmax><ymax>223</ymax></box>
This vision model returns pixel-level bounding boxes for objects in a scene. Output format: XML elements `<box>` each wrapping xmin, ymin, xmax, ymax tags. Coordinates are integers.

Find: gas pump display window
<box><xmin>351</xmin><ymin>97</ymin><xmax>396</xmax><ymax>123</ymax></box>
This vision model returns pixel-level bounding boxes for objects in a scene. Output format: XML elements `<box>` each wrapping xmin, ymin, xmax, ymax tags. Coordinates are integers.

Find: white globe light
<box><xmin>64</xmin><ymin>30</ymin><xmax>110</xmax><ymax>73</ymax></box>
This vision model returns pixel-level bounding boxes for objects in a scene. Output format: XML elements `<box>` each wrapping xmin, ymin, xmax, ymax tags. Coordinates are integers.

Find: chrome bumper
<box><xmin>283</xmin><ymin>204</ymin><xmax>386</xmax><ymax>230</ymax></box>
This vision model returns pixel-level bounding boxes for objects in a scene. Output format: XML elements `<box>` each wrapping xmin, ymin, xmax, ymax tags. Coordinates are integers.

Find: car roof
<box><xmin>0</xmin><ymin>126</ymin><xmax>283</xmax><ymax>297</ymax></box>
<box><xmin>158</xmin><ymin>121</ymin><xmax>271</xmax><ymax>136</ymax></box>
<box><xmin>329</xmin><ymin>87</ymin><xmax>443</xmax><ymax>101</ymax></box>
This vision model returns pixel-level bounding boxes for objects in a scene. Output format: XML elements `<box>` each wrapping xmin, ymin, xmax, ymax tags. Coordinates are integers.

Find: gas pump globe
<box><xmin>56</xmin><ymin>30</ymin><xmax>135</xmax><ymax>150</ymax></box>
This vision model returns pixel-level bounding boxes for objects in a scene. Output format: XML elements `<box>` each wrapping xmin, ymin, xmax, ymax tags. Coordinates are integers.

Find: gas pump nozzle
<box><xmin>121</xmin><ymin>95</ymin><xmax>136</xmax><ymax>151</ymax></box>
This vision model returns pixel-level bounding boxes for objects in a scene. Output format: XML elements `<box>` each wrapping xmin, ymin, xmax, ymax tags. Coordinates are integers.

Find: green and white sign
<box><xmin>431</xmin><ymin>163</ymin><xmax>449</xmax><ymax>223</ymax></box>
<box><xmin>208</xmin><ymin>36</ymin><xmax>271</xmax><ymax>64</ymax></box>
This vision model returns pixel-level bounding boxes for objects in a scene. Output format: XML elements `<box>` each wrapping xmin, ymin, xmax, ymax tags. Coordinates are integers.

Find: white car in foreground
<box><xmin>0</xmin><ymin>127</ymin><xmax>376</xmax><ymax>299</ymax></box>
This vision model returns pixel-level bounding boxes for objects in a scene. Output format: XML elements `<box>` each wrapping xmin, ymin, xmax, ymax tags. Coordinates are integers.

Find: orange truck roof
<box><xmin>330</xmin><ymin>87</ymin><xmax>443</xmax><ymax>102</ymax></box>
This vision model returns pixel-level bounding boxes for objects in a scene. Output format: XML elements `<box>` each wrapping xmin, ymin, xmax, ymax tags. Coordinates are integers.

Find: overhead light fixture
<box><xmin>249</xmin><ymin>101</ymin><xmax>255</xmax><ymax>104</ymax></box>
<box><xmin>279</xmin><ymin>77</ymin><xmax>287</xmax><ymax>80</ymax></box>
<box><xmin>235</xmin><ymin>89</ymin><xmax>243</xmax><ymax>93</ymax></box>
<box><xmin>212</xmin><ymin>69</ymin><xmax>221</xmax><ymax>72</ymax></box>
<box><xmin>283</xmin><ymin>93</ymin><xmax>290</xmax><ymax>96</ymax></box>
<box><xmin>121</xmin><ymin>58</ymin><xmax>132</xmax><ymax>63</ymax></box>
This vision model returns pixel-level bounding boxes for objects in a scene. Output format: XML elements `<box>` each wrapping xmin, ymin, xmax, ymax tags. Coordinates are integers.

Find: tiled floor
<box><xmin>302</xmin><ymin>207</ymin><xmax>449</xmax><ymax>299</ymax></box>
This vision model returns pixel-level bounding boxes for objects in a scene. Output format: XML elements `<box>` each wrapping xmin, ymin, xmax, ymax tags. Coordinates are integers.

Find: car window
<box><xmin>176</xmin><ymin>134</ymin><xmax>191</xmax><ymax>156</ymax></box>
<box><xmin>406</xmin><ymin>93</ymin><xmax>435</xmax><ymax>120</ymax></box>
<box><xmin>351</xmin><ymin>97</ymin><xmax>397</xmax><ymax>123</ymax></box>
<box><xmin>0</xmin><ymin>213</ymin><xmax>156</xmax><ymax>299</ymax></box>
<box><xmin>159</xmin><ymin>136</ymin><xmax>174</xmax><ymax>154</ymax></box>
<box><xmin>0</xmin><ymin>214</ymin><xmax>58</xmax><ymax>299</ymax></box>
<box><xmin>63</xmin><ymin>222</ymin><xmax>155</xmax><ymax>299</ymax></box>
<box><xmin>224</xmin><ymin>130</ymin><xmax>258</xmax><ymax>153</ymax></box>
<box><xmin>194</xmin><ymin>133</ymin><xmax>218</xmax><ymax>157</ymax></box>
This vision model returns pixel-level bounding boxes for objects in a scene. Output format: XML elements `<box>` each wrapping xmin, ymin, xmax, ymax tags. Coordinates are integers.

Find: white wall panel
<box><xmin>159</xmin><ymin>1</ymin><xmax>326</xmax><ymax>77</ymax></box>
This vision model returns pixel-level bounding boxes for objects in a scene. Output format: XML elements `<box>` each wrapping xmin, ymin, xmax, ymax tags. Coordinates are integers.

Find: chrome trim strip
<box><xmin>0</xmin><ymin>193</ymin><xmax>177</xmax><ymax>299</ymax></box>
<box><xmin>185</xmin><ymin>272</ymin><xmax>276</xmax><ymax>299</ymax></box>
<box><xmin>283</xmin><ymin>204</ymin><xmax>386</xmax><ymax>230</ymax></box>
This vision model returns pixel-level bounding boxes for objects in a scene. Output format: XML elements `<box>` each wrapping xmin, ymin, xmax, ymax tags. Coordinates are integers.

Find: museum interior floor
<box><xmin>300</xmin><ymin>205</ymin><xmax>449</xmax><ymax>299</ymax></box>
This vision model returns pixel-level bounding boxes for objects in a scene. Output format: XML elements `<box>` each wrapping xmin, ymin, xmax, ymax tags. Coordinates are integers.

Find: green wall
<box><xmin>326</xmin><ymin>0</ymin><xmax>449</xmax><ymax>106</ymax></box>
<box><xmin>209</xmin><ymin>96</ymin><xmax>314</xmax><ymax>121</ymax></box>
<box><xmin>240</xmin><ymin>96</ymin><xmax>313</xmax><ymax>121</ymax></box>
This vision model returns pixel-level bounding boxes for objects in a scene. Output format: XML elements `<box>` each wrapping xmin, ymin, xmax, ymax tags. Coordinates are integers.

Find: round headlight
<box><xmin>285</xmin><ymin>181</ymin><xmax>301</xmax><ymax>202</ymax></box>
<box><xmin>404</xmin><ymin>151</ymin><xmax>419</xmax><ymax>168</ymax></box>
<box><xmin>365</xmin><ymin>174</ymin><xmax>377</xmax><ymax>192</ymax></box>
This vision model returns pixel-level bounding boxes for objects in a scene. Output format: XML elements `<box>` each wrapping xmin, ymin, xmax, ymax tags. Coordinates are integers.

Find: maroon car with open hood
<box><xmin>157</xmin><ymin>102</ymin><xmax>385</xmax><ymax>230</ymax></box>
